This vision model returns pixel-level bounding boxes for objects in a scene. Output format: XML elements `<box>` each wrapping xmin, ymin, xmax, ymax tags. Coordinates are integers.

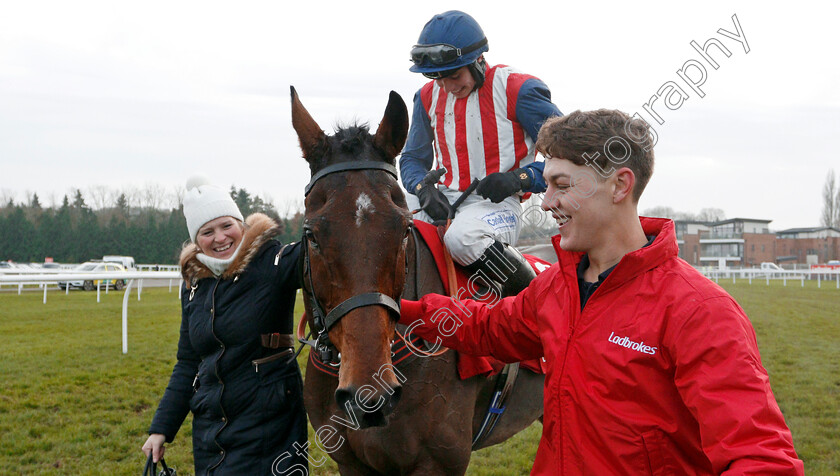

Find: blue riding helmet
<box><xmin>409</xmin><ymin>10</ymin><xmax>489</xmax><ymax>75</ymax></box>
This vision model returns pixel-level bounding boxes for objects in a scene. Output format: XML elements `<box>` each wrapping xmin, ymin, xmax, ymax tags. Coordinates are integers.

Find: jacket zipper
<box><xmin>207</xmin><ymin>277</ymin><xmax>229</xmax><ymax>473</ymax></box>
<box><xmin>555</xmin><ymin>257</ymin><xmax>609</xmax><ymax>471</ymax></box>
<box><xmin>189</xmin><ymin>281</ymin><xmax>198</xmax><ymax>301</ymax></box>
<box><xmin>558</xmin><ymin>323</ymin><xmax>575</xmax><ymax>472</ymax></box>
<box><xmin>274</xmin><ymin>243</ymin><xmax>289</xmax><ymax>266</ymax></box>
<box><xmin>252</xmin><ymin>348</ymin><xmax>293</xmax><ymax>372</ymax></box>
<box><xmin>556</xmin><ymin>263</ymin><xmax>582</xmax><ymax>472</ymax></box>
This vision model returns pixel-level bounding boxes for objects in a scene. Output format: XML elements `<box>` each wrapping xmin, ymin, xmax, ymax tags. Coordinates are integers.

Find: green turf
<box><xmin>0</xmin><ymin>280</ymin><xmax>837</xmax><ymax>474</ymax></box>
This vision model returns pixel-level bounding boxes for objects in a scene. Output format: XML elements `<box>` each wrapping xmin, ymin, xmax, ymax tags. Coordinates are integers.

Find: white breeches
<box><xmin>407</xmin><ymin>188</ymin><xmax>523</xmax><ymax>266</ymax></box>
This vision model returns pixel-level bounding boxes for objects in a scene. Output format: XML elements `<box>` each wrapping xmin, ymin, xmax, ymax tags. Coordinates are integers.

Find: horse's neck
<box><xmin>403</xmin><ymin>229</ymin><xmax>445</xmax><ymax>301</ymax></box>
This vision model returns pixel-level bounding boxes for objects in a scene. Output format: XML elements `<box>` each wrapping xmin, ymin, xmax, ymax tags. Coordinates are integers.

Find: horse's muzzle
<box><xmin>335</xmin><ymin>384</ymin><xmax>403</xmax><ymax>428</ymax></box>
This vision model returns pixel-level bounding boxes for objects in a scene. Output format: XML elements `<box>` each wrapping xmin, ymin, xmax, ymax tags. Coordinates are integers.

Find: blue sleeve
<box><xmin>399</xmin><ymin>89</ymin><xmax>436</xmax><ymax>195</ymax></box>
<box><xmin>522</xmin><ymin>161</ymin><xmax>547</xmax><ymax>193</ymax></box>
<box><xmin>516</xmin><ymin>78</ymin><xmax>561</xmax><ymax>193</ymax></box>
<box><xmin>515</xmin><ymin>78</ymin><xmax>562</xmax><ymax>139</ymax></box>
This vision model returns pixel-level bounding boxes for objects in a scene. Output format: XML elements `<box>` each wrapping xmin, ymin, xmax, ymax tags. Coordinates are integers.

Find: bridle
<box><xmin>299</xmin><ymin>161</ymin><xmax>404</xmax><ymax>365</ymax></box>
<box><xmin>304</xmin><ymin>161</ymin><xmax>400</xmax><ymax>196</ymax></box>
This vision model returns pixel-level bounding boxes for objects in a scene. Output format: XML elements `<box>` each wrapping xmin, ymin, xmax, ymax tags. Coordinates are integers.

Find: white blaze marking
<box><xmin>356</xmin><ymin>193</ymin><xmax>374</xmax><ymax>226</ymax></box>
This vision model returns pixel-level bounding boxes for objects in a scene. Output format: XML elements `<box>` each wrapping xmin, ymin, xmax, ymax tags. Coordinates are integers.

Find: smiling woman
<box><xmin>195</xmin><ymin>217</ymin><xmax>244</xmax><ymax>260</ymax></box>
<box><xmin>141</xmin><ymin>176</ymin><xmax>308</xmax><ymax>476</ymax></box>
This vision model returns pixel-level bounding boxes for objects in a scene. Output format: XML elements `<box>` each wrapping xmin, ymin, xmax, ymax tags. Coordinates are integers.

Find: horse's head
<box><xmin>291</xmin><ymin>87</ymin><xmax>411</xmax><ymax>427</ymax></box>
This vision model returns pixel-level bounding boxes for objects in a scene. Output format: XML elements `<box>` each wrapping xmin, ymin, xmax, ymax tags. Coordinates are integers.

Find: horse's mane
<box><xmin>332</xmin><ymin>122</ymin><xmax>372</xmax><ymax>155</ymax></box>
<box><xmin>307</xmin><ymin>122</ymin><xmax>393</xmax><ymax>174</ymax></box>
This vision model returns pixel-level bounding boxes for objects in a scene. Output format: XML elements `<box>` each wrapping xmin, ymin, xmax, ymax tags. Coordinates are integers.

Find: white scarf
<box><xmin>196</xmin><ymin>241</ymin><xmax>244</xmax><ymax>277</ymax></box>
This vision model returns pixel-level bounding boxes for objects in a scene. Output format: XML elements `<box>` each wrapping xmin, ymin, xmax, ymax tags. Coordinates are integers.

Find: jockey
<box><xmin>400</xmin><ymin>10</ymin><xmax>562</xmax><ymax>296</ymax></box>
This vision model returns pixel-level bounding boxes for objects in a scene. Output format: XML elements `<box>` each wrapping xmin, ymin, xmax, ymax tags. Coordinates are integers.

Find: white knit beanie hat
<box><xmin>183</xmin><ymin>176</ymin><xmax>244</xmax><ymax>242</ymax></box>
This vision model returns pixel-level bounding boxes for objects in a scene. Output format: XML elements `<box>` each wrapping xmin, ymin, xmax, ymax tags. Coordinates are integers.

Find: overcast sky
<box><xmin>1</xmin><ymin>0</ymin><xmax>838</xmax><ymax>230</ymax></box>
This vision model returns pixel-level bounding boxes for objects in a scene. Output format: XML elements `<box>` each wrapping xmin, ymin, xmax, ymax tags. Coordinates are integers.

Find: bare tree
<box><xmin>822</xmin><ymin>169</ymin><xmax>837</xmax><ymax>227</ymax></box>
<box><xmin>87</xmin><ymin>185</ymin><xmax>114</xmax><ymax>210</ymax></box>
<box><xmin>25</xmin><ymin>191</ymin><xmax>41</xmax><ymax>208</ymax></box>
<box><xmin>642</xmin><ymin>206</ymin><xmax>702</xmax><ymax>221</ymax></box>
<box><xmin>140</xmin><ymin>182</ymin><xmax>167</xmax><ymax>210</ymax></box>
<box><xmin>171</xmin><ymin>185</ymin><xmax>186</xmax><ymax>209</ymax></box>
<box><xmin>643</xmin><ymin>206</ymin><xmax>676</xmax><ymax>218</ymax></box>
<box><xmin>697</xmin><ymin>208</ymin><xmax>726</xmax><ymax>222</ymax></box>
<box><xmin>46</xmin><ymin>192</ymin><xmax>60</xmax><ymax>209</ymax></box>
<box><xmin>121</xmin><ymin>185</ymin><xmax>143</xmax><ymax>210</ymax></box>
<box><xmin>835</xmin><ymin>177</ymin><xmax>840</xmax><ymax>228</ymax></box>
<box><xmin>0</xmin><ymin>188</ymin><xmax>16</xmax><ymax>207</ymax></box>
<box><xmin>277</xmin><ymin>197</ymin><xmax>304</xmax><ymax>219</ymax></box>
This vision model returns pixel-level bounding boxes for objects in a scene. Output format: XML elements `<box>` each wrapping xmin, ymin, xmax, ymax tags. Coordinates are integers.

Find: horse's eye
<box><xmin>304</xmin><ymin>228</ymin><xmax>318</xmax><ymax>249</ymax></box>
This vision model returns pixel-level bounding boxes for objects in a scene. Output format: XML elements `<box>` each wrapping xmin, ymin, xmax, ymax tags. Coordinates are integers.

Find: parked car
<box><xmin>754</xmin><ymin>262</ymin><xmax>785</xmax><ymax>278</ymax></box>
<box><xmin>759</xmin><ymin>262</ymin><xmax>782</xmax><ymax>271</ymax></box>
<box><xmin>102</xmin><ymin>255</ymin><xmax>135</xmax><ymax>270</ymax></box>
<box><xmin>58</xmin><ymin>262</ymin><xmax>127</xmax><ymax>291</ymax></box>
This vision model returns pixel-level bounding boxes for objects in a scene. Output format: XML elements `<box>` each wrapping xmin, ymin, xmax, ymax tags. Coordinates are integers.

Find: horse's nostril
<box><xmin>383</xmin><ymin>385</ymin><xmax>402</xmax><ymax>414</ymax></box>
<box><xmin>390</xmin><ymin>385</ymin><xmax>402</xmax><ymax>406</ymax></box>
<box><xmin>334</xmin><ymin>388</ymin><xmax>355</xmax><ymax>409</ymax></box>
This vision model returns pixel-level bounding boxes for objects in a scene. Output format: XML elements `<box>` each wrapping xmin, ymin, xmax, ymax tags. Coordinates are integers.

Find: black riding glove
<box><xmin>476</xmin><ymin>168</ymin><xmax>533</xmax><ymax>203</ymax></box>
<box><xmin>416</xmin><ymin>169</ymin><xmax>453</xmax><ymax>221</ymax></box>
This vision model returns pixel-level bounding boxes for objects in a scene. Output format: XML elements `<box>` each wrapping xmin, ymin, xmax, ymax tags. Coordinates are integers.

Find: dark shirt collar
<box><xmin>577</xmin><ymin>235</ymin><xmax>655</xmax><ymax>310</ymax></box>
<box><xmin>577</xmin><ymin>254</ymin><xmax>616</xmax><ymax>284</ymax></box>
<box><xmin>577</xmin><ymin>235</ymin><xmax>656</xmax><ymax>283</ymax></box>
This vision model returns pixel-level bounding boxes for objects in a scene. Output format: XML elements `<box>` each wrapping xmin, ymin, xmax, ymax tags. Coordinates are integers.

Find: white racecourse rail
<box><xmin>701</xmin><ymin>268</ymin><xmax>840</xmax><ymax>288</ymax></box>
<box><xmin>0</xmin><ymin>270</ymin><xmax>182</xmax><ymax>354</ymax></box>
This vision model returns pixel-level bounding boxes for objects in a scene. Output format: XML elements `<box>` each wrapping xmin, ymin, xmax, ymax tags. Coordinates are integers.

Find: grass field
<box><xmin>0</xmin><ymin>280</ymin><xmax>838</xmax><ymax>475</ymax></box>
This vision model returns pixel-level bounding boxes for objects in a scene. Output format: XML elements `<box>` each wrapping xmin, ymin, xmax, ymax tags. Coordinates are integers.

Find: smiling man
<box><xmin>399</xmin><ymin>109</ymin><xmax>803</xmax><ymax>474</ymax></box>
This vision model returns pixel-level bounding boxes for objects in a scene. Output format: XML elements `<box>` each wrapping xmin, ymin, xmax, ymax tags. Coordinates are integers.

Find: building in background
<box><xmin>674</xmin><ymin>219</ymin><xmax>840</xmax><ymax>268</ymax></box>
<box><xmin>775</xmin><ymin>227</ymin><xmax>840</xmax><ymax>265</ymax></box>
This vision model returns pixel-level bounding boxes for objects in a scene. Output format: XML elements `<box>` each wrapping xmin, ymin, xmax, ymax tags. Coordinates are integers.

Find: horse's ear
<box><xmin>290</xmin><ymin>86</ymin><xmax>326</xmax><ymax>162</ymax></box>
<box><xmin>373</xmin><ymin>91</ymin><xmax>409</xmax><ymax>162</ymax></box>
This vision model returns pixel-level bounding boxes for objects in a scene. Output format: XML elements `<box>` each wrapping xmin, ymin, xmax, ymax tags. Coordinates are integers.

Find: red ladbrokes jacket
<box><xmin>400</xmin><ymin>217</ymin><xmax>803</xmax><ymax>475</ymax></box>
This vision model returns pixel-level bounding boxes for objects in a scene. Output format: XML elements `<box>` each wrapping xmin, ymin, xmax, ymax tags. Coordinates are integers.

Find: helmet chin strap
<box><xmin>468</xmin><ymin>56</ymin><xmax>487</xmax><ymax>90</ymax></box>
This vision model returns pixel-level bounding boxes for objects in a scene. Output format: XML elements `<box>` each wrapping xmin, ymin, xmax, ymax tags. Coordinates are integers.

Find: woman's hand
<box><xmin>142</xmin><ymin>434</ymin><xmax>167</xmax><ymax>463</ymax></box>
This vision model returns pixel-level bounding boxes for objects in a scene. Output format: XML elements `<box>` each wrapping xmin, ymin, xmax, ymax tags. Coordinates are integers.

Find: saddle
<box><xmin>412</xmin><ymin>220</ymin><xmax>548</xmax><ymax>380</ymax></box>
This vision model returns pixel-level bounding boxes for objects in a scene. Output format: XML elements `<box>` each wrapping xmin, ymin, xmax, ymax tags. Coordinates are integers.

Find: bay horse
<box><xmin>291</xmin><ymin>86</ymin><xmax>544</xmax><ymax>475</ymax></box>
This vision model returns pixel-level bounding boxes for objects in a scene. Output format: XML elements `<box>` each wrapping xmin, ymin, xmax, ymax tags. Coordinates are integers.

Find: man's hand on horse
<box><xmin>416</xmin><ymin>169</ymin><xmax>453</xmax><ymax>222</ymax></box>
<box><xmin>476</xmin><ymin>168</ymin><xmax>533</xmax><ymax>203</ymax></box>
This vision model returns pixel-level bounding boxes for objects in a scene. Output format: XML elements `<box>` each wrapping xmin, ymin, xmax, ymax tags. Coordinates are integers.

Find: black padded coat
<box><xmin>149</xmin><ymin>213</ymin><xmax>308</xmax><ymax>475</ymax></box>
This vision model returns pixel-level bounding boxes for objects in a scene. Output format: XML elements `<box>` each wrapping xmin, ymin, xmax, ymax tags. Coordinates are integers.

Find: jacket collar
<box><xmin>552</xmin><ymin>216</ymin><xmax>679</xmax><ymax>293</ymax></box>
<box><xmin>180</xmin><ymin>213</ymin><xmax>280</xmax><ymax>283</ymax></box>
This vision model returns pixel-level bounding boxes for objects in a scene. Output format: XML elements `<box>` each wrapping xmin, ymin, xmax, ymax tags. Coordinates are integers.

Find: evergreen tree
<box><xmin>0</xmin><ymin>212</ymin><xmax>7</xmax><ymax>260</ymax></box>
<box><xmin>115</xmin><ymin>193</ymin><xmax>129</xmax><ymax>222</ymax></box>
<box><xmin>72</xmin><ymin>189</ymin><xmax>88</xmax><ymax>209</ymax></box>
<box><xmin>0</xmin><ymin>185</ymin><xmax>282</xmax><ymax>264</ymax></box>
<box><xmin>231</xmin><ymin>187</ymin><xmax>253</xmax><ymax>217</ymax></box>
<box><xmin>77</xmin><ymin>208</ymin><xmax>100</xmax><ymax>260</ymax></box>
<box><xmin>53</xmin><ymin>196</ymin><xmax>73</xmax><ymax>261</ymax></box>
<box><xmin>3</xmin><ymin>207</ymin><xmax>36</xmax><ymax>261</ymax></box>
<box><xmin>33</xmin><ymin>208</ymin><xmax>54</xmax><ymax>262</ymax></box>
<box><xmin>165</xmin><ymin>206</ymin><xmax>189</xmax><ymax>263</ymax></box>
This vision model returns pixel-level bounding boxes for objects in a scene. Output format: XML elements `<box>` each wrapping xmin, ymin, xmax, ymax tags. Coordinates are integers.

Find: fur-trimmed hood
<box><xmin>180</xmin><ymin>213</ymin><xmax>281</xmax><ymax>283</ymax></box>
